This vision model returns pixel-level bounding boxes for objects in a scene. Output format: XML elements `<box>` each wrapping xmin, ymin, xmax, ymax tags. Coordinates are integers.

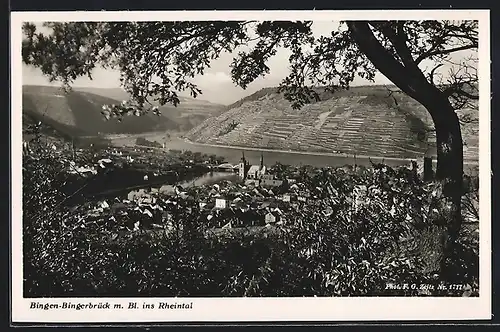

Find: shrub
<box><xmin>22</xmin><ymin>140</ymin><xmax>479</xmax><ymax>297</ymax></box>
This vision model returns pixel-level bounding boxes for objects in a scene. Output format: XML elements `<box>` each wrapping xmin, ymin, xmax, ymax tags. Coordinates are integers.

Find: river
<box><xmin>110</xmin><ymin>135</ymin><xmax>414</xmax><ymax>168</ymax></box>
<box><xmin>108</xmin><ymin>135</ymin><xmax>478</xmax><ymax>174</ymax></box>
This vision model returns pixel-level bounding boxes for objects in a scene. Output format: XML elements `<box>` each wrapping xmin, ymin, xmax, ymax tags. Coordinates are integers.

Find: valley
<box><xmin>22</xmin><ymin>85</ymin><xmax>225</xmax><ymax>137</ymax></box>
<box><xmin>22</xmin><ymin>84</ymin><xmax>479</xmax><ymax>164</ymax></box>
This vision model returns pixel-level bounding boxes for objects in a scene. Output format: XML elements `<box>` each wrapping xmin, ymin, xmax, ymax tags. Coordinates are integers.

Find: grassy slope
<box><xmin>185</xmin><ymin>86</ymin><xmax>479</xmax><ymax>160</ymax></box>
<box><xmin>22</xmin><ymin>108</ymin><xmax>114</xmax><ymax>149</ymax></box>
<box><xmin>22</xmin><ymin>110</ymin><xmax>74</xmax><ymax>142</ymax></box>
<box><xmin>22</xmin><ymin>85</ymin><xmax>178</xmax><ymax>135</ymax></box>
<box><xmin>22</xmin><ymin>85</ymin><xmax>225</xmax><ymax>136</ymax></box>
<box><xmin>74</xmin><ymin>87</ymin><xmax>226</xmax><ymax>132</ymax></box>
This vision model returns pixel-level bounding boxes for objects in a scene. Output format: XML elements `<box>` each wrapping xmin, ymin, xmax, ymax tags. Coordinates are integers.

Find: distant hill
<box><xmin>22</xmin><ymin>85</ymin><xmax>226</xmax><ymax>137</ymax></box>
<box><xmin>22</xmin><ymin>109</ymin><xmax>113</xmax><ymax>149</ymax></box>
<box><xmin>185</xmin><ymin>85</ymin><xmax>479</xmax><ymax>160</ymax></box>
<box><xmin>74</xmin><ymin>86</ymin><xmax>225</xmax><ymax>131</ymax></box>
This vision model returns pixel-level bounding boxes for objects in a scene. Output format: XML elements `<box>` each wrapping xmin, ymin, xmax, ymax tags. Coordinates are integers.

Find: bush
<box><xmin>23</xmin><ymin>141</ymin><xmax>479</xmax><ymax>297</ymax></box>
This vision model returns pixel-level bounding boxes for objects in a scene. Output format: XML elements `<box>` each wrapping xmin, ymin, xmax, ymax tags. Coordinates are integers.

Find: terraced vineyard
<box><xmin>395</xmin><ymin>95</ymin><xmax>479</xmax><ymax>161</ymax></box>
<box><xmin>185</xmin><ymin>87</ymin><xmax>479</xmax><ymax>160</ymax></box>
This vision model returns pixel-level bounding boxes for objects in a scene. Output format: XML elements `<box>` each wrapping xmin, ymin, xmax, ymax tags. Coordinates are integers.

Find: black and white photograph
<box><xmin>11</xmin><ymin>10</ymin><xmax>491</xmax><ymax>323</ymax></box>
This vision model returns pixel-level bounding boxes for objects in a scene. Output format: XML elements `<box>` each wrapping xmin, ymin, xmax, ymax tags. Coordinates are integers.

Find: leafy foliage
<box><xmin>22</xmin><ymin>21</ymin><xmax>477</xmax><ymax>112</ymax></box>
<box><xmin>23</xmin><ymin>139</ymin><xmax>478</xmax><ymax>297</ymax></box>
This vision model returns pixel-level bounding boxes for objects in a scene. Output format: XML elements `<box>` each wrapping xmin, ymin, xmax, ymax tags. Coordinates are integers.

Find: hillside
<box><xmin>22</xmin><ymin>85</ymin><xmax>226</xmax><ymax>136</ymax></box>
<box><xmin>22</xmin><ymin>85</ymin><xmax>175</xmax><ymax>136</ymax></box>
<box><xmin>22</xmin><ymin>110</ymin><xmax>113</xmax><ymax>150</ymax></box>
<box><xmin>22</xmin><ymin>110</ymin><xmax>73</xmax><ymax>142</ymax></box>
<box><xmin>185</xmin><ymin>86</ymin><xmax>479</xmax><ymax>160</ymax></box>
<box><xmin>74</xmin><ymin>87</ymin><xmax>225</xmax><ymax>131</ymax></box>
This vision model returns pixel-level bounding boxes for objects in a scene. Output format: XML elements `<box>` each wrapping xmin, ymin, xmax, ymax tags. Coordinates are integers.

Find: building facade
<box><xmin>239</xmin><ymin>151</ymin><xmax>265</xmax><ymax>180</ymax></box>
<box><xmin>215</xmin><ymin>198</ymin><xmax>227</xmax><ymax>209</ymax></box>
<box><xmin>238</xmin><ymin>151</ymin><xmax>283</xmax><ymax>187</ymax></box>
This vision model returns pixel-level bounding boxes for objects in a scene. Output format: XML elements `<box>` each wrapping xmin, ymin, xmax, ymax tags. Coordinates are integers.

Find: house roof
<box><xmin>260</xmin><ymin>201</ymin><xmax>271</xmax><ymax>209</ymax></box>
<box><xmin>272</xmin><ymin>207</ymin><xmax>283</xmax><ymax>215</ymax></box>
<box><xmin>247</xmin><ymin>165</ymin><xmax>260</xmax><ymax>174</ymax></box>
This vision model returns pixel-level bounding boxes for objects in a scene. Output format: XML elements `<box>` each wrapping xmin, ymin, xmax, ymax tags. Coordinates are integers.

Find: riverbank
<box><xmin>182</xmin><ymin>138</ymin><xmax>415</xmax><ymax>162</ymax></box>
<box><xmin>105</xmin><ymin>134</ymin><xmax>478</xmax><ymax>175</ymax></box>
<box><xmin>88</xmin><ymin>171</ymin><xmax>238</xmax><ymax>200</ymax></box>
<box><xmin>181</xmin><ymin>138</ymin><xmax>480</xmax><ymax>165</ymax></box>
<box><xmin>109</xmin><ymin>133</ymin><xmax>479</xmax><ymax>165</ymax></box>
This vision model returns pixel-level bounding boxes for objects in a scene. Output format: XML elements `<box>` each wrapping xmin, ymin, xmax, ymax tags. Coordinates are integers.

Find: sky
<box><xmin>22</xmin><ymin>21</ymin><xmax>473</xmax><ymax>105</ymax></box>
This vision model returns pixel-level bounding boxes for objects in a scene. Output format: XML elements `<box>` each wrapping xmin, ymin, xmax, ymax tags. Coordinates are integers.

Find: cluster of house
<box><xmin>142</xmin><ymin>183</ymin><xmax>295</xmax><ymax>228</ymax></box>
<box><xmin>81</xmin><ymin>151</ymin><xmax>413</xmax><ymax>234</ymax></box>
<box><xmin>200</xmin><ymin>194</ymin><xmax>288</xmax><ymax>229</ymax></box>
<box><xmin>75</xmin><ymin>171</ymin><xmax>371</xmax><ymax>235</ymax></box>
<box><xmin>82</xmin><ymin>172</ymin><xmax>317</xmax><ymax>232</ymax></box>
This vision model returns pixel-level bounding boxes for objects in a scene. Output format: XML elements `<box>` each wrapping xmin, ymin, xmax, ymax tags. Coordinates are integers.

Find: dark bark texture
<box><xmin>347</xmin><ymin>21</ymin><xmax>464</xmax><ymax>279</ymax></box>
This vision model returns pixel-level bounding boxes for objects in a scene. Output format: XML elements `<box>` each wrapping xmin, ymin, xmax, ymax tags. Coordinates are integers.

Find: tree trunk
<box><xmin>424</xmin><ymin>91</ymin><xmax>464</xmax><ymax>208</ymax></box>
<box><xmin>434</xmin><ymin>109</ymin><xmax>464</xmax><ymax>187</ymax></box>
<box><xmin>346</xmin><ymin>22</ymin><xmax>465</xmax><ymax>279</ymax></box>
<box><xmin>428</xmin><ymin>98</ymin><xmax>464</xmax><ymax>279</ymax></box>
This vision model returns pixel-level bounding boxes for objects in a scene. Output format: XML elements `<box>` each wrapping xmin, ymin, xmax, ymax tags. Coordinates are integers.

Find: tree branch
<box><xmin>445</xmin><ymin>88</ymin><xmax>479</xmax><ymax>100</ymax></box>
<box><xmin>428</xmin><ymin>63</ymin><xmax>444</xmax><ymax>85</ymax></box>
<box><xmin>346</xmin><ymin>21</ymin><xmax>423</xmax><ymax>101</ymax></box>
<box><xmin>377</xmin><ymin>23</ymin><xmax>412</xmax><ymax>65</ymax></box>
<box><xmin>415</xmin><ymin>43</ymin><xmax>478</xmax><ymax>64</ymax></box>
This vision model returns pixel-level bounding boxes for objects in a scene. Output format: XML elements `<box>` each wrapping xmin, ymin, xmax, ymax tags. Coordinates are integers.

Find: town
<box><xmin>70</xmin><ymin>143</ymin><xmax>430</xmax><ymax>238</ymax></box>
<box><xmin>93</xmin><ymin>151</ymin><xmax>306</xmax><ymax>233</ymax></box>
<box><xmin>23</xmin><ymin>120</ymin><xmax>480</xmax><ymax>298</ymax></box>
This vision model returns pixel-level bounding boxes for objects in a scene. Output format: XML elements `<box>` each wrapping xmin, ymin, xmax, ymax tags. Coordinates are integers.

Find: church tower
<box><xmin>239</xmin><ymin>151</ymin><xmax>247</xmax><ymax>179</ymax></box>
